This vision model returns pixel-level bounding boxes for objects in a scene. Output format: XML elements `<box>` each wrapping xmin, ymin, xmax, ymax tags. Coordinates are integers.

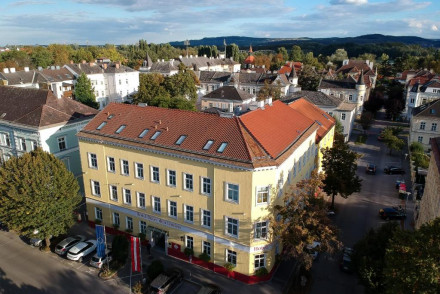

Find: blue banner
<box><xmin>95</xmin><ymin>225</ymin><xmax>106</xmax><ymax>258</ymax></box>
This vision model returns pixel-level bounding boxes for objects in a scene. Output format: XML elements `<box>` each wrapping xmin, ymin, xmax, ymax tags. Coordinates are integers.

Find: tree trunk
<box><xmin>45</xmin><ymin>237</ymin><xmax>51</xmax><ymax>249</ymax></box>
<box><xmin>331</xmin><ymin>194</ymin><xmax>336</xmax><ymax>209</ymax></box>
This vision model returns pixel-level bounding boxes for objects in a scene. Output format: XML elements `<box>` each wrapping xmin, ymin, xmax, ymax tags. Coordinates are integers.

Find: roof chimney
<box><xmin>89</xmin><ymin>62</ymin><xmax>95</xmax><ymax>66</ymax></box>
<box><xmin>10</xmin><ymin>68</ymin><xmax>15</xmax><ymax>73</ymax></box>
<box><xmin>70</xmin><ymin>60</ymin><xmax>74</xmax><ymax>64</ymax></box>
<box><xmin>3</xmin><ymin>68</ymin><xmax>9</xmax><ymax>74</ymax></box>
<box><xmin>24</xmin><ymin>67</ymin><xmax>29</xmax><ymax>72</ymax></box>
<box><xmin>115</xmin><ymin>63</ymin><xmax>120</xmax><ymax>69</ymax></box>
<box><xmin>102</xmin><ymin>63</ymin><xmax>107</xmax><ymax>69</ymax></box>
<box><xmin>81</xmin><ymin>60</ymin><xmax>86</xmax><ymax>64</ymax></box>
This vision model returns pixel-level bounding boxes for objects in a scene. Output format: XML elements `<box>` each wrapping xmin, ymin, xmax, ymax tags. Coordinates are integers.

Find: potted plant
<box><xmin>224</xmin><ymin>262</ymin><xmax>235</xmax><ymax>272</ymax></box>
<box><xmin>198</xmin><ymin>252</ymin><xmax>210</xmax><ymax>262</ymax></box>
<box><xmin>95</xmin><ymin>219</ymin><xmax>102</xmax><ymax>225</ymax></box>
<box><xmin>255</xmin><ymin>267</ymin><xmax>269</xmax><ymax>277</ymax></box>
<box><xmin>112</xmin><ymin>223</ymin><xmax>120</xmax><ymax>230</ymax></box>
<box><xmin>184</xmin><ymin>247</ymin><xmax>194</xmax><ymax>257</ymax></box>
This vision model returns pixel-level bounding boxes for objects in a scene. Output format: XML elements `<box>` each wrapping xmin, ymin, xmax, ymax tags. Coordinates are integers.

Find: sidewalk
<box><xmin>68</xmin><ymin>222</ymin><xmax>297</xmax><ymax>294</ymax></box>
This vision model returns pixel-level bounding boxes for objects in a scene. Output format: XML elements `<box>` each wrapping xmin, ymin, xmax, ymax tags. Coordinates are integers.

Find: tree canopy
<box><xmin>74</xmin><ymin>72</ymin><xmax>99</xmax><ymax>109</ymax></box>
<box><xmin>0</xmin><ymin>148</ymin><xmax>82</xmax><ymax>248</ymax></box>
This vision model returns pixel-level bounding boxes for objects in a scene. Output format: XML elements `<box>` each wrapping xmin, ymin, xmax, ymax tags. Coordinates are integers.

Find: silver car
<box><xmin>67</xmin><ymin>239</ymin><xmax>97</xmax><ymax>262</ymax></box>
<box><xmin>89</xmin><ymin>249</ymin><xmax>112</xmax><ymax>268</ymax></box>
<box><xmin>55</xmin><ymin>235</ymin><xmax>86</xmax><ymax>256</ymax></box>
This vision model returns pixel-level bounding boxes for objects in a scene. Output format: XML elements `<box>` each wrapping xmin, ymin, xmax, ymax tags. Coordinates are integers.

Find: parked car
<box><xmin>89</xmin><ymin>249</ymin><xmax>112</xmax><ymax>268</ymax></box>
<box><xmin>197</xmin><ymin>283</ymin><xmax>222</xmax><ymax>294</ymax></box>
<box><xmin>67</xmin><ymin>239</ymin><xmax>97</xmax><ymax>262</ymax></box>
<box><xmin>340</xmin><ymin>247</ymin><xmax>354</xmax><ymax>273</ymax></box>
<box><xmin>29</xmin><ymin>229</ymin><xmax>52</xmax><ymax>248</ymax></box>
<box><xmin>55</xmin><ymin>235</ymin><xmax>86</xmax><ymax>256</ymax></box>
<box><xmin>384</xmin><ymin>166</ymin><xmax>405</xmax><ymax>175</ymax></box>
<box><xmin>149</xmin><ymin>268</ymin><xmax>183</xmax><ymax>294</ymax></box>
<box><xmin>0</xmin><ymin>221</ymin><xmax>8</xmax><ymax>232</ymax></box>
<box><xmin>366</xmin><ymin>163</ymin><xmax>377</xmax><ymax>175</ymax></box>
<box><xmin>379</xmin><ymin>207</ymin><xmax>406</xmax><ymax>220</ymax></box>
<box><xmin>305</xmin><ymin>241</ymin><xmax>321</xmax><ymax>260</ymax></box>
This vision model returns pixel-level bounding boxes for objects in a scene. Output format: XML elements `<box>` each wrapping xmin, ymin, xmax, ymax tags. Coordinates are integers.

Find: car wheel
<box><xmin>79</xmin><ymin>256</ymin><xmax>83</xmax><ymax>263</ymax></box>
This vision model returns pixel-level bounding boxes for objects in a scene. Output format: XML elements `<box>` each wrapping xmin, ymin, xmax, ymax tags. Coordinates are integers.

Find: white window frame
<box><xmin>225</xmin><ymin>216</ymin><xmax>239</xmax><ymax>238</ymax></box>
<box><xmin>183</xmin><ymin>173</ymin><xmax>193</xmax><ymax>191</ymax></box>
<box><xmin>113</xmin><ymin>212</ymin><xmax>120</xmax><ymax>226</ymax></box>
<box><xmin>201</xmin><ymin>177</ymin><xmax>212</xmax><ymax>196</ymax></box>
<box><xmin>150</xmin><ymin>166</ymin><xmax>160</xmax><ymax>183</ymax></box>
<box><xmin>226</xmin><ymin>249</ymin><xmax>237</xmax><ymax>266</ymax></box>
<box><xmin>167</xmin><ymin>169</ymin><xmax>177</xmax><ymax>187</ymax></box>
<box><xmin>121</xmin><ymin>159</ymin><xmax>129</xmax><ymax>176</ymax></box>
<box><xmin>418</xmin><ymin>136</ymin><xmax>423</xmax><ymax>143</ymax></box>
<box><xmin>30</xmin><ymin>140</ymin><xmax>37</xmax><ymax>150</ymax></box>
<box><xmin>341</xmin><ymin>113</ymin><xmax>346</xmax><ymax>121</ymax></box>
<box><xmin>431</xmin><ymin>123</ymin><xmax>437</xmax><ymax>132</ymax></box>
<box><xmin>201</xmin><ymin>209</ymin><xmax>211</xmax><ymax>228</ymax></box>
<box><xmin>152</xmin><ymin>196</ymin><xmax>161</xmax><ymax>214</ymax></box>
<box><xmin>58</xmin><ymin>136</ymin><xmax>67</xmax><ymax>151</ymax></box>
<box><xmin>0</xmin><ymin>132</ymin><xmax>11</xmax><ymax>147</ymax></box>
<box><xmin>126</xmin><ymin>216</ymin><xmax>133</xmax><ymax>231</ymax></box>
<box><xmin>134</xmin><ymin>162</ymin><xmax>144</xmax><ymax>179</ymax></box>
<box><xmin>168</xmin><ymin>200</ymin><xmax>177</xmax><ymax>219</ymax></box>
<box><xmin>109</xmin><ymin>185</ymin><xmax>118</xmax><ymax>201</ymax></box>
<box><xmin>256</xmin><ymin>186</ymin><xmax>269</xmax><ymax>205</ymax></box>
<box><xmin>95</xmin><ymin>207</ymin><xmax>102</xmax><ymax>220</ymax></box>
<box><xmin>184</xmin><ymin>204</ymin><xmax>194</xmax><ymax>223</ymax></box>
<box><xmin>185</xmin><ymin>236</ymin><xmax>193</xmax><ymax>249</ymax></box>
<box><xmin>203</xmin><ymin>241</ymin><xmax>211</xmax><ymax>257</ymax></box>
<box><xmin>140</xmin><ymin>220</ymin><xmax>147</xmax><ymax>234</ymax></box>
<box><xmin>420</xmin><ymin>122</ymin><xmax>426</xmax><ymax>130</ymax></box>
<box><xmin>137</xmin><ymin>192</ymin><xmax>146</xmax><ymax>209</ymax></box>
<box><xmin>88</xmin><ymin>153</ymin><xmax>98</xmax><ymax>169</ymax></box>
<box><xmin>254</xmin><ymin>221</ymin><xmax>268</xmax><ymax>240</ymax></box>
<box><xmin>254</xmin><ymin>254</ymin><xmax>265</xmax><ymax>269</ymax></box>
<box><xmin>225</xmin><ymin>182</ymin><xmax>239</xmax><ymax>204</ymax></box>
<box><xmin>107</xmin><ymin>156</ymin><xmax>116</xmax><ymax>172</ymax></box>
<box><xmin>123</xmin><ymin>188</ymin><xmax>132</xmax><ymax>205</ymax></box>
<box><xmin>17</xmin><ymin>137</ymin><xmax>26</xmax><ymax>151</ymax></box>
<box><xmin>91</xmin><ymin>180</ymin><xmax>101</xmax><ymax>196</ymax></box>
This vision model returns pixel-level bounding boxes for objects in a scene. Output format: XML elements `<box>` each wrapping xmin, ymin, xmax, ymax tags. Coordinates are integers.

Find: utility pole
<box><xmin>184</xmin><ymin>39</ymin><xmax>190</xmax><ymax>57</ymax></box>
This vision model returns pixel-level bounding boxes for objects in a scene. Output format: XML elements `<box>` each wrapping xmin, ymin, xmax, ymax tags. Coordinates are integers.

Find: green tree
<box><xmin>31</xmin><ymin>46</ymin><xmax>53</xmax><ymax>68</ymax></box>
<box><xmin>0</xmin><ymin>148</ymin><xmax>81</xmax><ymax>248</ymax></box>
<box><xmin>322</xmin><ymin>136</ymin><xmax>362</xmax><ymax>208</ymax></box>
<box><xmin>298</xmin><ymin>65</ymin><xmax>321</xmax><ymax>91</ymax></box>
<box><xmin>277</xmin><ymin>47</ymin><xmax>288</xmax><ymax>62</ymax></box>
<box><xmin>289</xmin><ymin>45</ymin><xmax>304</xmax><ymax>62</ymax></box>
<box><xmin>74</xmin><ymin>73</ymin><xmax>99</xmax><ymax>109</ymax></box>
<box><xmin>272</xmin><ymin>170</ymin><xmax>340</xmax><ymax>270</ymax></box>
<box><xmin>410</xmin><ymin>142</ymin><xmax>429</xmax><ymax>169</ymax></box>
<box><xmin>360</xmin><ymin>111</ymin><xmax>374</xmax><ymax>133</ymax></box>
<box><xmin>329</xmin><ymin>48</ymin><xmax>348</xmax><ymax>67</ymax></box>
<box><xmin>134</xmin><ymin>73</ymin><xmax>168</xmax><ymax>105</ymax></box>
<box><xmin>48</xmin><ymin>44</ymin><xmax>73</xmax><ymax>66</ymax></box>
<box><xmin>226</xmin><ymin>44</ymin><xmax>240</xmax><ymax>62</ymax></box>
<box><xmin>112</xmin><ymin>235</ymin><xmax>129</xmax><ymax>264</ymax></box>
<box><xmin>257</xmin><ymin>80</ymin><xmax>281</xmax><ymax>101</ymax></box>
<box><xmin>382</xmin><ymin>127</ymin><xmax>404</xmax><ymax>155</ymax></box>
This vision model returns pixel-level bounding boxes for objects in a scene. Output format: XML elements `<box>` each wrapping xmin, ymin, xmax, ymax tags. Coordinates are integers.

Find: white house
<box><xmin>405</xmin><ymin>78</ymin><xmax>440</xmax><ymax>120</ymax></box>
<box><xmin>409</xmin><ymin>99</ymin><xmax>440</xmax><ymax>151</ymax></box>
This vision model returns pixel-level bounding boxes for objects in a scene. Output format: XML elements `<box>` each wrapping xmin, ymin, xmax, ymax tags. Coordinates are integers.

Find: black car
<box><xmin>197</xmin><ymin>283</ymin><xmax>222</xmax><ymax>294</ymax></box>
<box><xmin>366</xmin><ymin>163</ymin><xmax>376</xmax><ymax>175</ymax></box>
<box><xmin>149</xmin><ymin>269</ymin><xmax>183</xmax><ymax>294</ymax></box>
<box><xmin>384</xmin><ymin>166</ymin><xmax>405</xmax><ymax>175</ymax></box>
<box><xmin>379</xmin><ymin>207</ymin><xmax>406</xmax><ymax>220</ymax></box>
<box><xmin>340</xmin><ymin>247</ymin><xmax>354</xmax><ymax>273</ymax></box>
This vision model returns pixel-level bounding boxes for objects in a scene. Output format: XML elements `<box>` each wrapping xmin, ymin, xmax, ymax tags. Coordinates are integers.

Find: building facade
<box><xmin>409</xmin><ymin>100</ymin><xmax>440</xmax><ymax>151</ymax></box>
<box><xmin>78</xmin><ymin>101</ymin><xmax>319</xmax><ymax>277</ymax></box>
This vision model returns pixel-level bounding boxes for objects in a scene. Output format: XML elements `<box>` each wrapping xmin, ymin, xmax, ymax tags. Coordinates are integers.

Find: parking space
<box><xmin>173</xmin><ymin>280</ymin><xmax>201</xmax><ymax>294</ymax></box>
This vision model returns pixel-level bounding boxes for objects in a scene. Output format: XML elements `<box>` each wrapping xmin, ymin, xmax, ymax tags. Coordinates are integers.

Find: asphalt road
<box><xmin>309</xmin><ymin>113</ymin><xmax>414</xmax><ymax>294</ymax></box>
<box><xmin>0</xmin><ymin>231</ymin><xmax>128</xmax><ymax>294</ymax></box>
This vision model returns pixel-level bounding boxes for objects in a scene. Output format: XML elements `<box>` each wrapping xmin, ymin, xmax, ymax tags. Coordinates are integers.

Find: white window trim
<box><xmin>255</xmin><ymin>186</ymin><xmax>270</xmax><ymax>206</ymax></box>
<box><xmin>202</xmin><ymin>240</ymin><xmax>211</xmax><ymax>257</ymax></box>
<box><xmin>95</xmin><ymin>207</ymin><xmax>102</xmax><ymax>220</ymax></box>
<box><xmin>107</xmin><ymin>156</ymin><xmax>116</xmax><ymax>173</ymax></box>
<box><xmin>139</xmin><ymin>220</ymin><xmax>147</xmax><ymax>234</ymax></box>
<box><xmin>88</xmin><ymin>153</ymin><xmax>98</xmax><ymax>169</ymax></box>
<box><xmin>200</xmin><ymin>176</ymin><xmax>212</xmax><ymax>196</ymax></box>
<box><xmin>201</xmin><ymin>209</ymin><xmax>211</xmax><ymax>228</ymax></box>
<box><xmin>152</xmin><ymin>196</ymin><xmax>161</xmax><ymax>214</ymax></box>
<box><xmin>184</xmin><ymin>204</ymin><xmax>194</xmax><ymax>224</ymax></box>
<box><xmin>120</xmin><ymin>159</ymin><xmax>129</xmax><ymax>176</ymax></box>
<box><xmin>109</xmin><ymin>184</ymin><xmax>118</xmax><ymax>202</ymax></box>
<box><xmin>254</xmin><ymin>220</ymin><xmax>268</xmax><ymax>240</ymax></box>
<box><xmin>167</xmin><ymin>169</ymin><xmax>177</xmax><ymax>187</ymax></box>
<box><xmin>225</xmin><ymin>216</ymin><xmax>239</xmax><ymax>238</ymax></box>
<box><xmin>137</xmin><ymin>192</ymin><xmax>146</xmax><ymax>209</ymax></box>
<box><xmin>112</xmin><ymin>212</ymin><xmax>120</xmax><ymax>225</ymax></box>
<box><xmin>226</xmin><ymin>249</ymin><xmax>237</xmax><ymax>265</ymax></box>
<box><xmin>57</xmin><ymin>136</ymin><xmax>67</xmax><ymax>151</ymax></box>
<box><xmin>135</xmin><ymin>162</ymin><xmax>144</xmax><ymax>180</ymax></box>
<box><xmin>91</xmin><ymin>180</ymin><xmax>101</xmax><ymax>196</ymax></box>
<box><xmin>183</xmin><ymin>173</ymin><xmax>193</xmax><ymax>192</ymax></box>
<box><xmin>224</xmin><ymin>182</ymin><xmax>239</xmax><ymax>204</ymax></box>
<box><xmin>254</xmin><ymin>253</ymin><xmax>266</xmax><ymax>269</ymax></box>
<box><xmin>150</xmin><ymin>166</ymin><xmax>160</xmax><ymax>183</ymax></box>
<box><xmin>185</xmin><ymin>235</ymin><xmax>194</xmax><ymax>249</ymax></box>
<box><xmin>167</xmin><ymin>200</ymin><xmax>178</xmax><ymax>219</ymax></box>
<box><xmin>126</xmin><ymin>216</ymin><xmax>133</xmax><ymax>230</ymax></box>
<box><xmin>123</xmin><ymin>188</ymin><xmax>132</xmax><ymax>205</ymax></box>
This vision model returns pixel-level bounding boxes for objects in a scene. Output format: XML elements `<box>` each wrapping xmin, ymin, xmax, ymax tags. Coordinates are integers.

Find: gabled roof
<box><xmin>287</xmin><ymin>98</ymin><xmax>335</xmax><ymax>142</ymax></box>
<box><xmin>318</xmin><ymin>79</ymin><xmax>357</xmax><ymax>90</ymax></box>
<box><xmin>65</xmin><ymin>62</ymin><xmax>136</xmax><ymax>75</ymax></box>
<box><xmin>0</xmin><ymin>86</ymin><xmax>98</xmax><ymax>127</ymax></box>
<box><xmin>0</xmin><ymin>71</ymin><xmax>37</xmax><ymax>85</ymax></box>
<box><xmin>149</xmin><ymin>60</ymin><xmax>180</xmax><ymax>73</ymax></box>
<box><xmin>283</xmin><ymin>90</ymin><xmax>343</xmax><ymax>107</ymax></box>
<box><xmin>413</xmin><ymin>99</ymin><xmax>440</xmax><ymax>117</ymax></box>
<box><xmin>199</xmin><ymin>71</ymin><xmax>231</xmax><ymax>83</ymax></box>
<box><xmin>203</xmin><ymin>86</ymin><xmax>254</xmax><ymax>101</ymax></box>
<box><xmin>279</xmin><ymin>62</ymin><xmax>302</xmax><ymax>75</ymax></box>
<box><xmin>239</xmin><ymin>72</ymin><xmax>281</xmax><ymax>86</ymax></box>
<box><xmin>39</xmin><ymin>68</ymin><xmax>75</xmax><ymax>82</ymax></box>
<box><xmin>336</xmin><ymin>60</ymin><xmax>372</xmax><ymax>75</ymax></box>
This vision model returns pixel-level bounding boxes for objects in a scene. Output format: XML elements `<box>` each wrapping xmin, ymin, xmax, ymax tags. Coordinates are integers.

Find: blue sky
<box><xmin>1</xmin><ymin>0</ymin><xmax>439</xmax><ymax>45</ymax></box>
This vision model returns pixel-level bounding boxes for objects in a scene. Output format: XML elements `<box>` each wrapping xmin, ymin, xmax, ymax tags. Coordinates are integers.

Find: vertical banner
<box><xmin>95</xmin><ymin>225</ymin><xmax>106</xmax><ymax>258</ymax></box>
<box><xmin>131</xmin><ymin>236</ymin><xmax>141</xmax><ymax>272</ymax></box>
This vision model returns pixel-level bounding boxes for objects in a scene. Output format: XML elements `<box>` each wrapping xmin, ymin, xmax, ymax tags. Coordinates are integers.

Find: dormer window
<box><xmin>96</xmin><ymin>122</ymin><xmax>107</xmax><ymax>130</ymax></box>
<box><xmin>315</xmin><ymin>120</ymin><xmax>322</xmax><ymax>126</ymax></box>
<box><xmin>203</xmin><ymin>140</ymin><xmax>214</xmax><ymax>150</ymax></box>
<box><xmin>217</xmin><ymin>142</ymin><xmax>228</xmax><ymax>153</ymax></box>
<box><xmin>175</xmin><ymin>135</ymin><xmax>187</xmax><ymax>145</ymax></box>
<box><xmin>150</xmin><ymin>131</ymin><xmax>162</xmax><ymax>140</ymax></box>
<box><xmin>138</xmin><ymin>129</ymin><xmax>149</xmax><ymax>138</ymax></box>
<box><xmin>115</xmin><ymin>125</ymin><xmax>126</xmax><ymax>134</ymax></box>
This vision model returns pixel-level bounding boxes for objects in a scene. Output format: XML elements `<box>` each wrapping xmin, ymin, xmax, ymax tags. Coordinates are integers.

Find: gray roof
<box><xmin>283</xmin><ymin>90</ymin><xmax>343</xmax><ymax>107</ymax></box>
<box><xmin>238</xmin><ymin>72</ymin><xmax>281</xmax><ymax>86</ymax></box>
<box><xmin>413</xmin><ymin>99</ymin><xmax>440</xmax><ymax>117</ymax></box>
<box><xmin>337</xmin><ymin>102</ymin><xmax>357</xmax><ymax>112</ymax></box>
<box><xmin>178</xmin><ymin>56</ymin><xmax>238</xmax><ymax>69</ymax></box>
<box><xmin>149</xmin><ymin>61</ymin><xmax>180</xmax><ymax>73</ymax></box>
<box><xmin>199</xmin><ymin>71</ymin><xmax>231</xmax><ymax>83</ymax></box>
<box><xmin>203</xmin><ymin>86</ymin><xmax>254</xmax><ymax>101</ymax></box>
<box><xmin>318</xmin><ymin>79</ymin><xmax>356</xmax><ymax>90</ymax></box>
<box><xmin>0</xmin><ymin>86</ymin><xmax>98</xmax><ymax>127</ymax></box>
<box><xmin>0</xmin><ymin>71</ymin><xmax>37</xmax><ymax>85</ymax></box>
<box><xmin>65</xmin><ymin>62</ymin><xmax>136</xmax><ymax>75</ymax></box>
<box><xmin>39</xmin><ymin>68</ymin><xmax>75</xmax><ymax>82</ymax></box>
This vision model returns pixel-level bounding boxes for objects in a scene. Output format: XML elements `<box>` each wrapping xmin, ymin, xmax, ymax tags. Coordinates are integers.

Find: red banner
<box><xmin>131</xmin><ymin>236</ymin><xmax>141</xmax><ymax>272</ymax></box>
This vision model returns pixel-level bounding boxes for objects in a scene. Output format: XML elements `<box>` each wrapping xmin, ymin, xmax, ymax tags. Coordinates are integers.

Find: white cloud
<box><xmin>330</xmin><ymin>0</ymin><xmax>368</xmax><ymax>5</ymax></box>
<box><xmin>432</xmin><ymin>24</ymin><xmax>438</xmax><ymax>31</ymax></box>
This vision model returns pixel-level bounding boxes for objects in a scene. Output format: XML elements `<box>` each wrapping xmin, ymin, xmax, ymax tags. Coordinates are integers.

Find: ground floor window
<box><xmin>95</xmin><ymin>207</ymin><xmax>102</xmax><ymax>220</ymax></box>
<box><xmin>254</xmin><ymin>254</ymin><xmax>265</xmax><ymax>269</ymax></box>
<box><xmin>140</xmin><ymin>221</ymin><xmax>147</xmax><ymax>234</ymax></box>
<box><xmin>126</xmin><ymin>216</ymin><xmax>133</xmax><ymax>231</ymax></box>
<box><xmin>227</xmin><ymin>249</ymin><xmax>237</xmax><ymax>266</ymax></box>
<box><xmin>203</xmin><ymin>241</ymin><xmax>211</xmax><ymax>256</ymax></box>
<box><xmin>418</xmin><ymin>136</ymin><xmax>423</xmax><ymax>143</ymax></box>
<box><xmin>186</xmin><ymin>236</ymin><xmax>193</xmax><ymax>249</ymax></box>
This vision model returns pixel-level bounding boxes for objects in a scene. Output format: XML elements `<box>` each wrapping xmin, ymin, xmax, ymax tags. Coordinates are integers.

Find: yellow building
<box><xmin>78</xmin><ymin>100</ymin><xmax>320</xmax><ymax>277</ymax></box>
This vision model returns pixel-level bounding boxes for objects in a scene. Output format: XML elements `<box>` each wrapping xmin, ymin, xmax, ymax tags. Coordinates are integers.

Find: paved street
<box><xmin>309</xmin><ymin>112</ymin><xmax>414</xmax><ymax>294</ymax></box>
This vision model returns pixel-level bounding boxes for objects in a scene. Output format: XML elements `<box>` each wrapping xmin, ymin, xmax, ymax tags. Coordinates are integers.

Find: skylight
<box><xmin>115</xmin><ymin>125</ymin><xmax>126</xmax><ymax>134</ymax></box>
<box><xmin>138</xmin><ymin>129</ymin><xmax>149</xmax><ymax>138</ymax></box>
<box><xmin>217</xmin><ymin>142</ymin><xmax>228</xmax><ymax>153</ymax></box>
<box><xmin>203</xmin><ymin>140</ymin><xmax>214</xmax><ymax>150</ymax></box>
<box><xmin>107</xmin><ymin>114</ymin><xmax>115</xmax><ymax>119</ymax></box>
<box><xmin>150</xmin><ymin>131</ymin><xmax>162</xmax><ymax>140</ymax></box>
<box><xmin>175</xmin><ymin>135</ymin><xmax>187</xmax><ymax>145</ymax></box>
<box><xmin>96</xmin><ymin>121</ymin><xmax>107</xmax><ymax>130</ymax></box>
<box><xmin>322</xmin><ymin>113</ymin><xmax>330</xmax><ymax>119</ymax></box>
<box><xmin>315</xmin><ymin>120</ymin><xmax>323</xmax><ymax>126</ymax></box>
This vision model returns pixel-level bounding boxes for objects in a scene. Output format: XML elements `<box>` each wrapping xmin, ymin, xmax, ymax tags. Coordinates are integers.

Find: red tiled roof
<box><xmin>239</xmin><ymin>100</ymin><xmax>316</xmax><ymax>158</ymax></box>
<box><xmin>244</xmin><ymin>55</ymin><xmax>255</xmax><ymax>64</ymax></box>
<box><xmin>278</xmin><ymin>62</ymin><xmax>302</xmax><ymax>74</ymax></box>
<box><xmin>287</xmin><ymin>98</ymin><xmax>335</xmax><ymax>142</ymax></box>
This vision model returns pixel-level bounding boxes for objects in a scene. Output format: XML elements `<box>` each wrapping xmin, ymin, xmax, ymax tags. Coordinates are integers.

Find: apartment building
<box><xmin>78</xmin><ymin>101</ymin><xmax>319</xmax><ymax>277</ymax></box>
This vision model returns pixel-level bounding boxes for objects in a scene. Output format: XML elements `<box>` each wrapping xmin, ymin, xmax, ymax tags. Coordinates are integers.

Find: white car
<box><xmin>55</xmin><ymin>235</ymin><xmax>86</xmax><ymax>256</ymax></box>
<box><xmin>89</xmin><ymin>249</ymin><xmax>112</xmax><ymax>268</ymax></box>
<box><xmin>67</xmin><ymin>239</ymin><xmax>97</xmax><ymax>262</ymax></box>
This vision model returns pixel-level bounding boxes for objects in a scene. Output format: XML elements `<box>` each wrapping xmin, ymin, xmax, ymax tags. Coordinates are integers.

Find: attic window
<box><xmin>217</xmin><ymin>142</ymin><xmax>228</xmax><ymax>153</ymax></box>
<box><xmin>107</xmin><ymin>114</ymin><xmax>114</xmax><ymax>119</ymax></box>
<box><xmin>115</xmin><ymin>125</ymin><xmax>126</xmax><ymax>134</ymax></box>
<box><xmin>175</xmin><ymin>135</ymin><xmax>187</xmax><ymax>145</ymax></box>
<box><xmin>430</xmin><ymin>109</ymin><xmax>436</xmax><ymax>114</ymax></box>
<box><xmin>150</xmin><ymin>131</ymin><xmax>162</xmax><ymax>140</ymax></box>
<box><xmin>315</xmin><ymin>120</ymin><xmax>322</xmax><ymax>126</ymax></box>
<box><xmin>322</xmin><ymin>113</ymin><xmax>330</xmax><ymax>119</ymax></box>
<box><xmin>203</xmin><ymin>140</ymin><xmax>214</xmax><ymax>150</ymax></box>
<box><xmin>96</xmin><ymin>122</ymin><xmax>107</xmax><ymax>130</ymax></box>
<box><xmin>138</xmin><ymin>129</ymin><xmax>149</xmax><ymax>138</ymax></box>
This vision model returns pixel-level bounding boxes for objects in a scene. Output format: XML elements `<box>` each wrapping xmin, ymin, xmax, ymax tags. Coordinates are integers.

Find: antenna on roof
<box><xmin>184</xmin><ymin>40</ymin><xmax>190</xmax><ymax>58</ymax></box>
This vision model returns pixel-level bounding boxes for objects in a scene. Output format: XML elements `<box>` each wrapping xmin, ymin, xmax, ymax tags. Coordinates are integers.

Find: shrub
<box><xmin>147</xmin><ymin>260</ymin><xmax>164</xmax><ymax>280</ymax></box>
<box><xmin>125</xmin><ymin>228</ymin><xmax>133</xmax><ymax>233</ymax></box>
<box><xmin>198</xmin><ymin>252</ymin><xmax>210</xmax><ymax>262</ymax></box>
<box><xmin>112</xmin><ymin>235</ymin><xmax>129</xmax><ymax>263</ymax></box>
<box><xmin>95</xmin><ymin>219</ymin><xmax>102</xmax><ymax>225</ymax></box>
<box><xmin>184</xmin><ymin>247</ymin><xmax>194</xmax><ymax>257</ymax></box>
<box><xmin>112</xmin><ymin>223</ymin><xmax>119</xmax><ymax>230</ymax></box>
<box><xmin>132</xmin><ymin>281</ymin><xmax>145</xmax><ymax>294</ymax></box>
<box><xmin>224</xmin><ymin>262</ymin><xmax>235</xmax><ymax>272</ymax></box>
<box><xmin>255</xmin><ymin>267</ymin><xmax>269</xmax><ymax>277</ymax></box>
<box><xmin>138</xmin><ymin>232</ymin><xmax>146</xmax><ymax>241</ymax></box>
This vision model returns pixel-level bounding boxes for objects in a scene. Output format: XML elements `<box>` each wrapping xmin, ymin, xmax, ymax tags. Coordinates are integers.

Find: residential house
<box><xmin>78</xmin><ymin>101</ymin><xmax>319</xmax><ymax>278</ymax></box>
<box><xmin>237</xmin><ymin>72</ymin><xmax>290</xmax><ymax>97</ymax></box>
<box><xmin>0</xmin><ymin>86</ymin><xmax>98</xmax><ymax>189</ymax></box>
<box><xmin>409</xmin><ymin>100</ymin><xmax>440</xmax><ymax>151</ymax></box>
<box><xmin>278</xmin><ymin>61</ymin><xmax>303</xmax><ymax>75</ymax></box>
<box><xmin>64</xmin><ymin>61</ymin><xmax>139</xmax><ymax>109</ymax></box>
<box><xmin>284</xmin><ymin>90</ymin><xmax>356</xmax><ymax>141</ymax></box>
<box><xmin>336</xmin><ymin>59</ymin><xmax>377</xmax><ymax>88</ymax></box>
<box><xmin>198</xmin><ymin>71</ymin><xmax>232</xmax><ymax>94</ymax></box>
<box><xmin>415</xmin><ymin>137</ymin><xmax>440</xmax><ymax>228</ymax></box>
<box><xmin>405</xmin><ymin>75</ymin><xmax>440</xmax><ymax>120</ymax></box>
<box><xmin>200</xmin><ymin>85</ymin><xmax>256</xmax><ymax>112</ymax></box>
